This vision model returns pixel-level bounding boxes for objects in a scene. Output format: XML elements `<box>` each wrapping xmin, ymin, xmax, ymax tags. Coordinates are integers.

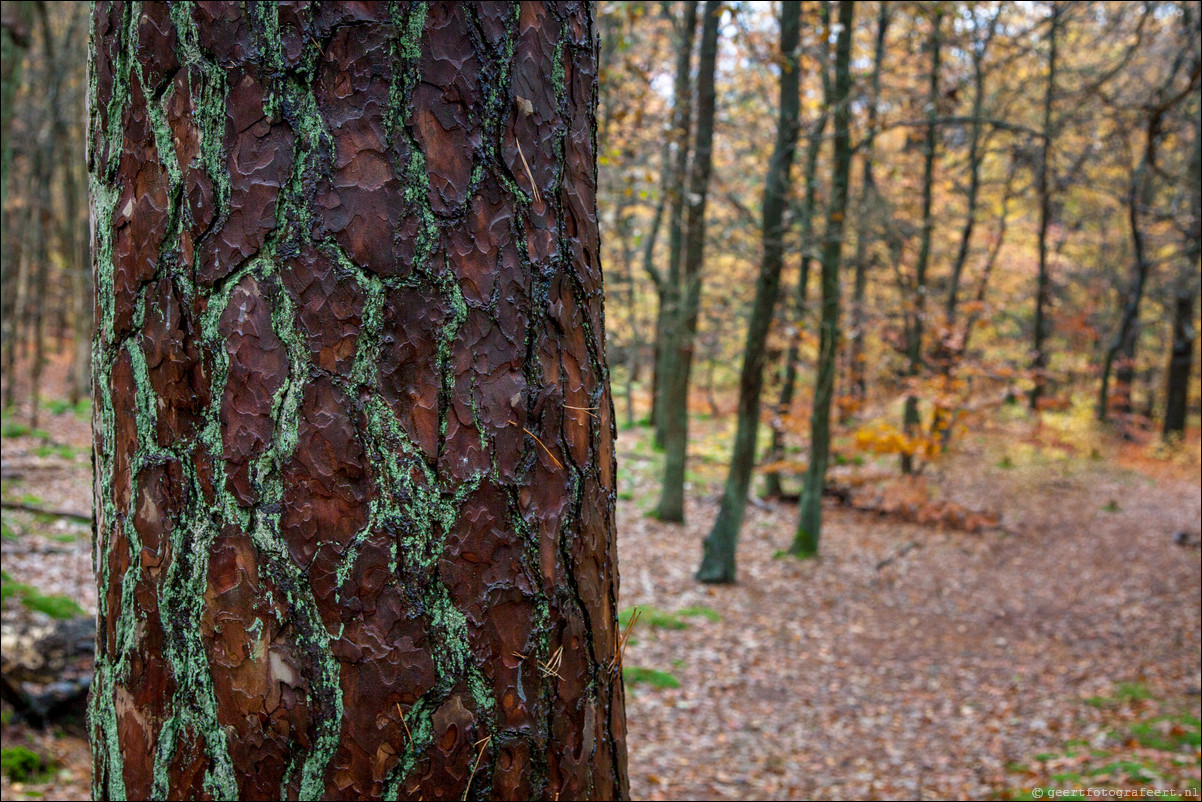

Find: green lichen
<box><xmin>396</xmin><ymin>1</ymin><xmax>428</xmax><ymax>61</ymax></box>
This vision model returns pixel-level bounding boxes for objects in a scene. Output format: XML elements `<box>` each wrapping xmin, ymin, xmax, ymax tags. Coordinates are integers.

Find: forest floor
<box><xmin>1</xmin><ymin>378</ymin><xmax>1199</xmax><ymax>800</ymax></box>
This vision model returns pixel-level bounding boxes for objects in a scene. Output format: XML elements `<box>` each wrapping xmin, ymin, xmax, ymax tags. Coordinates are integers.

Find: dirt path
<box><xmin>617</xmin><ymin>435</ymin><xmax>1202</xmax><ymax>800</ymax></box>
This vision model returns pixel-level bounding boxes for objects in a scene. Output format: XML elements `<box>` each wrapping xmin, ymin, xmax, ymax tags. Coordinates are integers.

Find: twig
<box><xmin>395</xmin><ymin>702</ymin><xmax>413</xmax><ymax>747</ymax></box>
<box><xmin>563</xmin><ymin>404</ymin><xmax>599</xmax><ymax>419</ymax></box>
<box><xmin>610</xmin><ymin>607</ymin><xmax>640</xmax><ymax>673</ymax></box>
<box><xmin>462</xmin><ymin>735</ymin><xmax>491</xmax><ymax>801</ymax></box>
<box><xmin>514</xmin><ymin>140</ymin><xmax>541</xmax><ymax>205</ymax></box>
<box><xmin>540</xmin><ymin>645</ymin><xmax>564</xmax><ymax>680</ymax></box>
<box><xmin>522</xmin><ymin>427</ymin><xmax>562</xmax><ymax>470</ymax></box>
<box><xmin>876</xmin><ymin>541</ymin><xmax>919</xmax><ymax>571</ymax></box>
<box><xmin>515</xmin><ymin>647</ymin><xmax>564</xmax><ymax>680</ymax></box>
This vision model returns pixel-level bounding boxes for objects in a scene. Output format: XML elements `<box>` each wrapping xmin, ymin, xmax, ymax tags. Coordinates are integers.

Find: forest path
<box><xmin>617</xmin><ymin>423</ymin><xmax>1201</xmax><ymax>800</ymax></box>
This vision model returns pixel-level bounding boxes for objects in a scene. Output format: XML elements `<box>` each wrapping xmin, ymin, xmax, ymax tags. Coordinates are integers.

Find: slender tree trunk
<box><xmin>0</xmin><ymin>3</ymin><xmax>31</xmax><ymax>406</ymax></box>
<box><xmin>1030</xmin><ymin>0</ymin><xmax>1060</xmax><ymax>410</ymax></box>
<box><xmin>0</xmin><ymin>1</ymin><xmax>31</xmax><ymax>209</ymax></box>
<box><xmin>652</xmin><ymin>0</ymin><xmax>699</xmax><ymax>444</ymax></box>
<box><xmin>764</xmin><ymin>0</ymin><xmax>831</xmax><ymax>499</ymax></box>
<box><xmin>30</xmin><ymin>88</ymin><xmax>52</xmax><ymax>431</ymax></box>
<box><xmin>1099</xmin><ymin>114</ymin><xmax>1161</xmax><ymax>423</ymax></box>
<box><xmin>1164</xmin><ymin>291</ymin><xmax>1197</xmax><ymax>436</ymax></box>
<box><xmin>89</xmin><ymin>4</ymin><xmax>626</xmax><ymax>800</ymax></box>
<box><xmin>900</xmin><ymin>8</ymin><xmax>942</xmax><ymax>475</ymax></box>
<box><xmin>613</xmin><ymin>187</ymin><xmax>639</xmax><ymax>429</ymax></box>
<box><xmin>790</xmin><ymin>0</ymin><xmax>855</xmax><ymax>558</ymax></box>
<box><xmin>930</xmin><ymin>5</ymin><xmax>1000</xmax><ymax>445</ymax></box>
<box><xmin>2</xmin><ymin>171</ymin><xmax>35</xmax><ymax>411</ymax></box>
<box><xmin>72</xmin><ymin>151</ymin><xmax>93</xmax><ymax>406</ymax></box>
<box><xmin>1164</xmin><ymin>113</ymin><xmax>1200</xmax><ymax>438</ymax></box>
<box><xmin>846</xmin><ymin>3</ymin><xmax>890</xmax><ymax>421</ymax></box>
<box><xmin>945</xmin><ymin>10</ymin><xmax>999</xmax><ymax>325</ymax></box>
<box><xmin>697</xmin><ymin>0</ymin><xmax>802</xmax><ymax>584</ymax></box>
<box><xmin>36</xmin><ymin>3</ymin><xmax>90</xmax><ymax>407</ymax></box>
<box><xmin>655</xmin><ymin>0</ymin><xmax>721</xmax><ymax>523</ymax></box>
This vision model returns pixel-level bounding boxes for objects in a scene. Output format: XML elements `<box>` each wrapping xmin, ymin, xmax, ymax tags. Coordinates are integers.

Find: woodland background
<box><xmin>1</xmin><ymin>1</ymin><xmax>1200</xmax><ymax>800</ymax></box>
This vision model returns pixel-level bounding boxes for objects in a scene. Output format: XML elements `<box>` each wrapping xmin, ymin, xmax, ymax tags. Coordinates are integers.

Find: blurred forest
<box><xmin>1</xmin><ymin>1</ymin><xmax>1200</xmax><ymax>800</ymax></box>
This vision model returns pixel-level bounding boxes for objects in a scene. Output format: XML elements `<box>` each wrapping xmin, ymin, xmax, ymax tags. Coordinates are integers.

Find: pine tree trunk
<box><xmin>88</xmin><ymin>3</ymin><xmax>626</xmax><ymax>800</ymax></box>
<box><xmin>697</xmin><ymin>0</ymin><xmax>802</xmax><ymax>584</ymax></box>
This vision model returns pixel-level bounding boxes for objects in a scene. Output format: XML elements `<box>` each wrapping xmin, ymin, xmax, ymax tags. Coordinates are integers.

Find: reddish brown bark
<box><xmin>89</xmin><ymin>3</ymin><xmax>626</xmax><ymax>799</ymax></box>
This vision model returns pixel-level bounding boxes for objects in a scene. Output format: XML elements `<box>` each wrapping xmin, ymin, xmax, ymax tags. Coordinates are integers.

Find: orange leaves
<box><xmin>852</xmin><ymin>420</ymin><xmax>941</xmax><ymax>460</ymax></box>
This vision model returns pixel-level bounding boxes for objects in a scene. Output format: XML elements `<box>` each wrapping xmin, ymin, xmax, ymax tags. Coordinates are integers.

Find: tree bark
<box><xmin>89</xmin><ymin>3</ymin><xmax>626</xmax><ymax>800</ymax></box>
<box><xmin>697</xmin><ymin>0</ymin><xmax>802</xmax><ymax>584</ymax></box>
<box><xmin>790</xmin><ymin>0</ymin><xmax>855</xmax><ymax>558</ymax></box>
<box><xmin>655</xmin><ymin>0</ymin><xmax>721</xmax><ymax>523</ymax></box>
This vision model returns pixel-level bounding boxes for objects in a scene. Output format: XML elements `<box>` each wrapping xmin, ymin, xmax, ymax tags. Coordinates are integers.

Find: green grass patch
<box><xmin>676</xmin><ymin>605</ymin><xmax>721</xmax><ymax>622</ymax></box>
<box><xmin>999</xmin><ymin>688</ymin><xmax>1199</xmax><ymax>800</ymax></box>
<box><xmin>1</xmin><ymin>574</ymin><xmax>84</xmax><ymax>619</ymax></box>
<box><xmin>44</xmin><ymin>399</ymin><xmax>73</xmax><ymax>416</ymax></box>
<box><xmin>21</xmin><ymin>590</ymin><xmax>85</xmax><ymax>619</ymax></box>
<box><xmin>1128</xmin><ymin>715</ymin><xmax>1201</xmax><ymax>751</ymax></box>
<box><xmin>618</xmin><ymin>605</ymin><xmax>719</xmax><ymax>631</ymax></box>
<box><xmin>1087</xmin><ymin>760</ymin><xmax>1157</xmax><ymax>782</ymax></box>
<box><xmin>623</xmin><ymin>666</ymin><xmax>680</xmax><ymax>689</ymax></box>
<box><xmin>1</xmin><ymin>746</ymin><xmax>56</xmax><ymax>783</ymax></box>
<box><xmin>0</xmin><ymin>570</ymin><xmax>20</xmax><ymax>608</ymax></box>
<box><xmin>1114</xmin><ymin>681</ymin><xmax>1153</xmax><ymax>701</ymax></box>
<box><xmin>32</xmin><ymin>444</ymin><xmax>75</xmax><ymax>460</ymax></box>
<box><xmin>1</xmin><ymin>421</ymin><xmax>30</xmax><ymax>438</ymax></box>
<box><xmin>1</xmin><ymin>521</ymin><xmax>17</xmax><ymax>541</ymax></box>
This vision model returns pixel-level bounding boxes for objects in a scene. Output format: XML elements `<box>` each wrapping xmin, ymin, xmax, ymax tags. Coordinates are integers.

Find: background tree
<box><xmin>845</xmin><ymin>2</ymin><xmax>892</xmax><ymax>419</ymax></box>
<box><xmin>1030</xmin><ymin>0</ymin><xmax>1060</xmax><ymax>411</ymax></box>
<box><xmin>655</xmin><ymin>0</ymin><xmax>722</xmax><ymax>523</ymax></box>
<box><xmin>1097</xmin><ymin>5</ymin><xmax>1200</xmax><ymax>422</ymax></box>
<box><xmin>697</xmin><ymin>0</ymin><xmax>802</xmax><ymax>584</ymax></box>
<box><xmin>763</xmin><ymin>0</ymin><xmax>832</xmax><ymax>500</ymax></box>
<box><xmin>88</xmin><ymin>3</ymin><xmax>626</xmax><ymax>799</ymax></box>
<box><xmin>790</xmin><ymin>0</ymin><xmax>855</xmax><ymax>558</ymax></box>
<box><xmin>650</xmin><ymin>0</ymin><xmax>700</xmax><ymax>445</ymax></box>
<box><xmin>1164</xmin><ymin>98</ymin><xmax>1200</xmax><ymax>438</ymax></box>
<box><xmin>899</xmin><ymin>7</ymin><xmax>943</xmax><ymax>475</ymax></box>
